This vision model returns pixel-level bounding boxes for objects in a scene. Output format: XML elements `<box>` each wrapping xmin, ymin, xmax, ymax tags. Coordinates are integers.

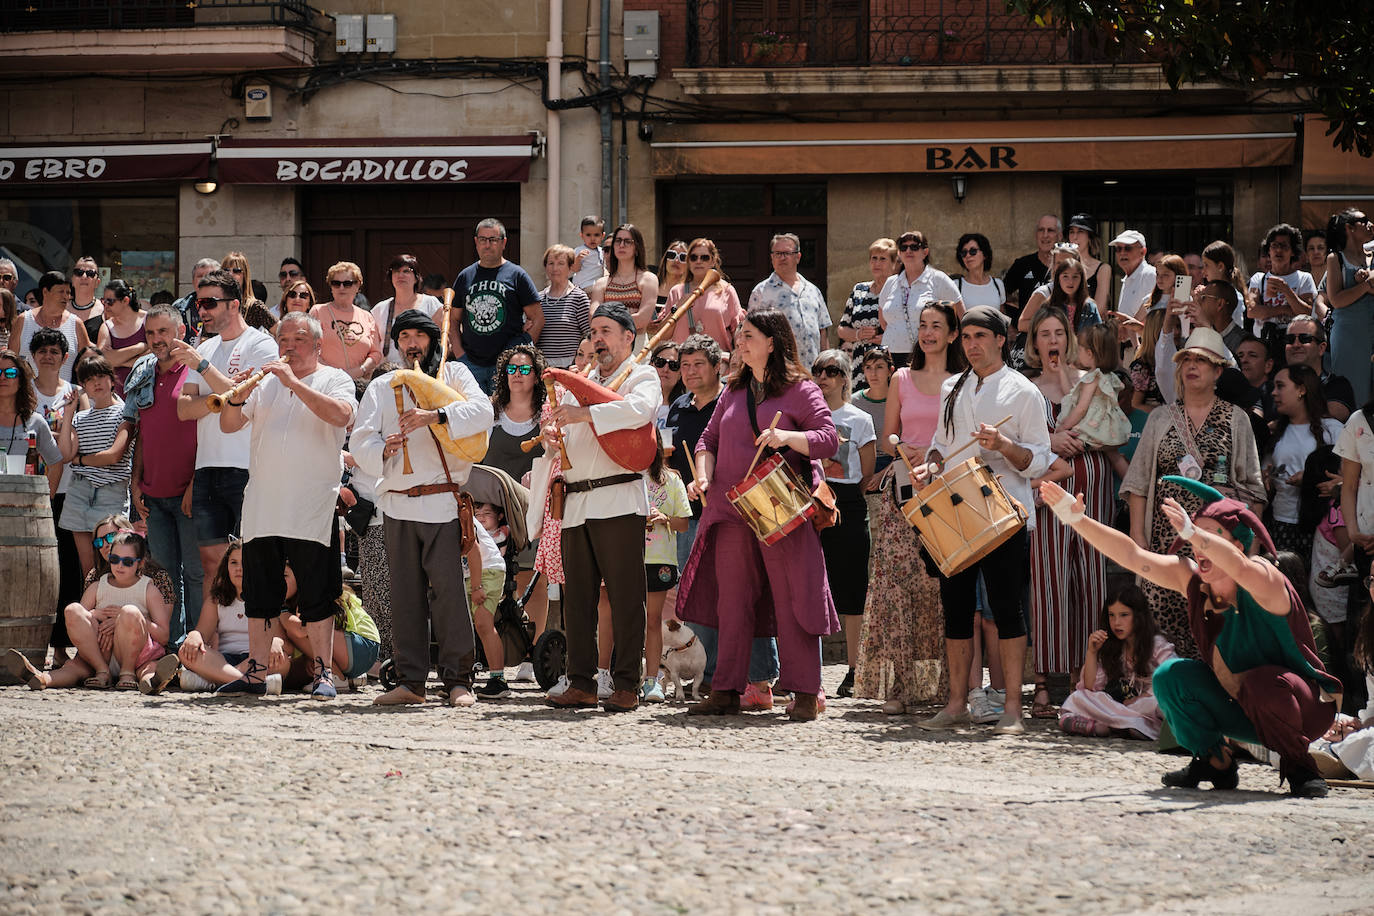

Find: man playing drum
<box><xmin>911</xmin><ymin>305</ymin><xmax>1053</xmax><ymax>733</ymax></box>
<box><xmin>541</xmin><ymin>303</ymin><xmax>662</xmax><ymax>713</ymax></box>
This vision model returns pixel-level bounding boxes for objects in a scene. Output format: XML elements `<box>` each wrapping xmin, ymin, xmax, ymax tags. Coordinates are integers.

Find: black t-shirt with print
<box><xmin>1003</xmin><ymin>252</ymin><xmax>1052</xmax><ymax>320</ymax></box>
<box><xmin>452</xmin><ymin>260</ymin><xmax>540</xmax><ymax>365</ymax></box>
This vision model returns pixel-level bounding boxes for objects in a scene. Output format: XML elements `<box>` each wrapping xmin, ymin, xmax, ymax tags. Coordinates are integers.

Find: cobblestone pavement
<box><xmin>2</xmin><ymin>666</ymin><xmax>1372</xmax><ymax>915</ymax></box>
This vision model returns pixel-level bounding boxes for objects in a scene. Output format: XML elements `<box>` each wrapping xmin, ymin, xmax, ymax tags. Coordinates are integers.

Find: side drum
<box><xmin>902</xmin><ymin>457</ymin><xmax>1026</xmax><ymax>577</ymax></box>
<box><xmin>727</xmin><ymin>453</ymin><xmax>816</xmax><ymax>546</ymax></box>
<box><xmin>0</xmin><ymin>475</ymin><xmax>59</xmax><ymax>683</ymax></box>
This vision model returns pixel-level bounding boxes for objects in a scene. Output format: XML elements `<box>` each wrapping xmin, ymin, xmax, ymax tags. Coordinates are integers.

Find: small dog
<box><xmin>660</xmin><ymin>618</ymin><xmax>707</xmax><ymax>704</ymax></box>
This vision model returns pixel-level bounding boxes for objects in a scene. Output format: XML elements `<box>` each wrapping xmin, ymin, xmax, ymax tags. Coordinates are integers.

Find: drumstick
<box><xmin>695</xmin><ymin>449</ymin><xmax>709</xmax><ymax>508</ymax></box>
<box><xmin>941</xmin><ymin>414</ymin><xmax>1014</xmax><ymax>466</ymax></box>
<box><xmin>744</xmin><ymin>411</ymin><xmax>782</xmax><ymax>479</ymax></box>
<box><xmin>888</xmin><ymin>434</ymin><xmax>916</xmax><ymax>477</ymax></box>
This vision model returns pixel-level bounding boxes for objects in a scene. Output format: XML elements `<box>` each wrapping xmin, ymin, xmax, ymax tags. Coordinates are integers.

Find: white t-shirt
<box><xmin>468</xmin><ymin>520</ymin><xmax>504</xmax><ymax>576</ymax></box>
<box><xmin>1334</xmin><ymin>410</ymin><xmax>1374</xmax><ymax>535</ymax></box>
<box><xmin>957</xmin><ymin>276</ymin><xmax>1005</xmax><ymax>310</ymax></box>
<box><xmin>1267</xmin><ymin>418</ymin><xmax>1343</xmax><ymax>523</ymax></box>
<box><xmin>239</xmin><ymin>365</ymin><xmax>356</xmax><ymax>545</ymax></box>
<box><xmin>186</xmin><ymin>326</ymin><xmax>279</xmax><ymax>469</ymax></box>
<box><xmin>1247</xmin><ymin>269</ymin><xmax>1316</xmax><ymax>331</ymax></box>
<box><xmin>371</xmin><ymin>295</ymin><xmax>443</xmax><ymax>364</ymax></box>
<box><xmin>572</xmin><ymin>244</ymin><xmax>606</xmax><ymax>290</ymax></box>
<box><xmin>34</xmin><ymin>379</ymin><xmax>75</xmax><ymax>494</ymax></box>
<box><xmin>217</xmin><ymin>598</ymin><xmax>250</xmax><ymax>655</ymax></box>
<box><xmin>825</xmin><ymin>402</ymin><xmax>876</xmax><ymax>484</ymax></box>
<box><xmin>879</xmin><ymin>267</ymin><xmax>961</xmax><ymax>353</ymax></box>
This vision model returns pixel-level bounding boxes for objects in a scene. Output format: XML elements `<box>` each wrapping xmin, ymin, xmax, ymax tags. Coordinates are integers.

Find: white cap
<box><xmin>1110</xmin><ymin>229</ymin><xmax>1147</xmax><ymax>248</ymax></box>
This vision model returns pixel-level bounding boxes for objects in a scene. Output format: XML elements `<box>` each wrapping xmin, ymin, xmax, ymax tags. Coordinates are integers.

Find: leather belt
<box><xmin>389</xmin><ymin>482</ymin><xmax>463</xmax><ymax>497</ymax></box>
<box><xmin>564</xmin><ymin>472</ymin><xmax>641</xmax><ymax>494</ymax></box>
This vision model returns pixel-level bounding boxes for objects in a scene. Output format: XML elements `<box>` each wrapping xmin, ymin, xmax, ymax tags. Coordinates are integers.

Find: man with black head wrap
<box><xmin>352</xmin><ymin>309</ymin><xmax>494</xmax><ymax>707</ymax></box>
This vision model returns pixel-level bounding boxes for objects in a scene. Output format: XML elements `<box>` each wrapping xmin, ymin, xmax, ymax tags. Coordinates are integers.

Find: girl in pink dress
<box><xmin>1059</xmin><ymin>583</ymin><xmax>1176</xmax><ymax>739</ymax></box>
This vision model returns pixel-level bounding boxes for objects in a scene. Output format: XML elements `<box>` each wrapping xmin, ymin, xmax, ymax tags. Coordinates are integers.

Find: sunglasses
<box><xmin>72</xmin><ymin>268</ymin><xmax>99</xmax><ymax>278</ymax></box>
<box><xmin>0</xmin><ymin>367</ymin><xmax>19</xmax><ymax>379</ymax></box>
<box><xmin>0</xmin><ymin>273</ymin><xmax>14</xmax><ymax>282</ymax></box>
<box><xmin>689</xmin><ymin>253</ymin><xmax>712</xmax><ymax>262</ymax></box>
<box><xmin>812</xmin><ymin>365</ymin><xmax>845</xmax><ymax>379</ymax></box>
<box><xmin>108</xmin><ymin>555</ymin><xmax>141</xmax><ymax>568</ymax></box>
<box><xmin>329</xmin><ymin>278</ymin><xmax>356</xmax><ymax>288</ymax></box>
<box><xmin>652</xmin><ymin>357</ymin><xmax>680</xmax><ymax>371</ymax></box>
<box><xmin>1285</xmin><ymin>333</ymin><xmax>1319</xmax><ymax>345</ymax></box>
<box><xmin>505</xmin><ymin>364</ymin><xmax>534</xmax><ymax>376</ymax></box>
<box><xmin>195</xmin><ymin>297</ymin><xmax>230</xmax><ymax>310</ymax></box>
<box><xmin>100</xmin><ymin>297</ymin><xmax>116</xmax><ymax>307</ymax></box>
<box><xmin>960</xmin><ymin>247</ymin><xmax>982</xmax><ymax>257</ymax></box>
<box><xmin>285</xmin><ymin>290</ymin><xmax>310</xmax><ymax>300</ymax></box>
<box><xmin>279</xmin><ymin>269</ymin><xmax>302</xmax><ymax>280</ymax></box>
<box><xmin>665</xmin><ymin>251</ymin><xmax>687</xmax><ymax>263</ymax></box>
<box><xmin>898</xmin><ymin>243</ymin><xmax>926</xmax><ymax>252</ymax></box>
<box><xmin>228</xmin><ymin>267</ymin><xmax>244</xmax><ymax>274</ymax></box>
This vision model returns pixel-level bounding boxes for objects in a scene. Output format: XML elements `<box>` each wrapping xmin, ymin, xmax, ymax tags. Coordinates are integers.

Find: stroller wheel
<box><xmin>378</xmin><ymin>658</ymin><xmax>399</xmax><ymax>691</ymax></box>
<box><xmin>532</xmin><ymin>629</ymin><xmax>567</xmax><ymax>690</ymax></box>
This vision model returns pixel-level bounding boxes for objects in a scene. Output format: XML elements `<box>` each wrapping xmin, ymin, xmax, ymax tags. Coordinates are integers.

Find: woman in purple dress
<box><xmin>677</xmin><ymin>308</ymin><xmax>840</xmax><ymax>721</ymax></box>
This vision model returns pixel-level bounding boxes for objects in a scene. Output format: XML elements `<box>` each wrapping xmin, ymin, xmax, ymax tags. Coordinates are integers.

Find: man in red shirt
<box><xmin>130</xmin><ymin>304</ymin><xmax>202</xmax><ymax>645</ymax></box>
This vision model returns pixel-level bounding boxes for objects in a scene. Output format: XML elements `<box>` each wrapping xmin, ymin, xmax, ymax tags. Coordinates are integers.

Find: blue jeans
<box><xmin>459</xmin><ymin>356</ymin><xmax>497</xmax><ymax>394</ymax></box>
<box><xmin>675</xmin><ymin>516</ymin><xmax>779</xmax><ymax>684</ymax></box>
<box><xmin>144</xmin><ymin>493</ymin><xmax>204</xmax><ymax>647</ymax></box>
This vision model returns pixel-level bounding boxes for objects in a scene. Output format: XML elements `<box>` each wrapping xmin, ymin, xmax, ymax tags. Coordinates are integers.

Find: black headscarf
<box><xmin>390</xmin><ymin>309</ymin><xmax>442</xmax><ymax>375</ymax></box>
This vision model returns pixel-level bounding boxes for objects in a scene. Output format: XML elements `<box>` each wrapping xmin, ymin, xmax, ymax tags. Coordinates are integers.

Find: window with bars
<box><xmin>1064</xmin><ymin>176</ymin><xmax>1235</xmax><ymax>260</ymax></box>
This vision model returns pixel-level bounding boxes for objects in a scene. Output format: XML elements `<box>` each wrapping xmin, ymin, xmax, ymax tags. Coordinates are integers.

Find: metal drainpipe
<box><xmin>618</xmin><ymin>114</ymin><xmax>629</xmax><ymax>226</ymax></box>
<box><xmin>547</xmin><ymin>0</ymin><xmax>562</xmax><ymax>250</ymax></box>
<box><xmin>599</xmin><ymin>0</ymin><xmax>612</xmax><ymax>221</ymax></box>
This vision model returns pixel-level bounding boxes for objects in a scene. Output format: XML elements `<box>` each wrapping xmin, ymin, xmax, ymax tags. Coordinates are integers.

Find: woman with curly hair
<box><xmin>485</xmin><ymin>343</ymin><xmax>548</xmax><ymax>484</ymax></box>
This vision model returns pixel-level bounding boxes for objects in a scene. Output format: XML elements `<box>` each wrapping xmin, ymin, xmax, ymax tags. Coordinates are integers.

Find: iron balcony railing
<box><xmin>0</xmin><ymin>0</ymin><xmax>320</xmax><ymax>33</ymax></box>
<box><xmin>686</xmin><ymin>0</ymin><xmax>1151</xmax><ymax>67</ymax></box>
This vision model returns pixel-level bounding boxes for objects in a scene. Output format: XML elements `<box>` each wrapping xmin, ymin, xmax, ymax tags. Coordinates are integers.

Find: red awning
<box><xmin>0</xmin><ymin>140</ymin><xmax>211</xmax><ymax>184</ymax></box>
<box><xmin>216</xmin><ymin>136</ymin><xmax>539</xmax><ymax>185</ymax></box>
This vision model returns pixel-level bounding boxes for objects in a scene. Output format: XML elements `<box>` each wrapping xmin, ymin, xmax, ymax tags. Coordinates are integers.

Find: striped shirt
<box><xmin>72</xmin><ymin>401</ymin><xmax>132</xmax><ymax>487</ymax></box>
<box><xmin>536</xmin><ymin>284</ymin><xmax>591</xmax><ymax>368</ymax></box>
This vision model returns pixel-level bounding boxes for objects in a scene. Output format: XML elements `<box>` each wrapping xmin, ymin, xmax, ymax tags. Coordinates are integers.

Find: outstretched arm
<box><xmin>1040</xmin><ymin>480</ymin><xmax>1193</xmax><ymax>594</ymax></box>
<box><xmin>1158</xmin><ymin>497</ymin><xmax>1289</xmax><ymax>615</ymax></box>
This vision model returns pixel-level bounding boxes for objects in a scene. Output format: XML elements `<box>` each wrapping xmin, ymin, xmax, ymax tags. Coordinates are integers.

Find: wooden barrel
<box><xmin>0</xmin><ymin>474</ymin><xmax>58</xmax><ymax>683</ymax></box>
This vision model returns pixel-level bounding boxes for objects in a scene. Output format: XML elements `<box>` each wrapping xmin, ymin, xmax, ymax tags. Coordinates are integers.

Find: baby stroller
<box><xmin>377</xmin><ymin>464</ymin><xmax>566</xmax><ymax>690</ymax></box>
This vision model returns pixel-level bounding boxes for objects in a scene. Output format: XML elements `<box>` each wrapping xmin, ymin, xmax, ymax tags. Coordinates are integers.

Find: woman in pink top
<box><xmin>855</xmin><ymin>301</ymin><xmax>965</xmax><ymax>713</ymax></box>
<box><xmin>661</xmin><ymin>238</ymin><xmax>743</xmax><ymax>353</ymax></box>
<box><xmin>310</xmin><ymin>260</ymin><xmax>382</xmax><ymax>382</ymax></box>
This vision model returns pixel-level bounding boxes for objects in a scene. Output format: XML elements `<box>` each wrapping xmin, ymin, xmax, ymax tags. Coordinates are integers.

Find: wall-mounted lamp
<box><xmin>194</xmin><ymin>181</ymin><xmax>217</xmax><ymax>195</ymax></box>
<box><xmin>951</xmin><ymin>175</ymin><xmax>967</xmax><ymax>204</ymax></box>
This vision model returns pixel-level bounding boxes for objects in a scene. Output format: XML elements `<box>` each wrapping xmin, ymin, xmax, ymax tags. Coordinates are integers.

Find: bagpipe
<box><xmin>523</xmin><ymin>268</ymin><xmax>721</xmax><ymax>473</ymax></box>
<box><xmin>390</xmin><ymin>287</ymin><xmax>489</xmax><ymax>473</ymax></box>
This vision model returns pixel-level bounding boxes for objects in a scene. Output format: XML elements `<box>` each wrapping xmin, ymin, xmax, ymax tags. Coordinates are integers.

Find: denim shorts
<box><xmin>343</xmin><ymin>632</ymin><xmax>380</xmax><ymax>679</ymax></box>
<box><xmin>192</xmin><ymin>466</ymin><xmax>250</xmax><ymax>545</ymax></box>
<box><xmin>59</xmin><ymin>475</ymin><xmax>130</xmax><ymax>533</ymax></box>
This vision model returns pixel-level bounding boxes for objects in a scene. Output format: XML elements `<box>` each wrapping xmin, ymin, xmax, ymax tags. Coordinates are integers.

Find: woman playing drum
<box><xmin>677</xmin><ymin>308</ymin><xmax>839</xmax><ymax>721</ymax></box>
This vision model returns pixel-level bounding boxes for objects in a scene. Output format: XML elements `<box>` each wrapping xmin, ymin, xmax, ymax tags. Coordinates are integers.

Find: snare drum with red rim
<box><xmin>901</xmin><ymin>456</ymin><xmax>1026</xmax><ymax>577</ymax></box>
<box><xmin>727</xmin><ymin>453</ymin><xmax>816</xmax><ymax>546</ymax></box>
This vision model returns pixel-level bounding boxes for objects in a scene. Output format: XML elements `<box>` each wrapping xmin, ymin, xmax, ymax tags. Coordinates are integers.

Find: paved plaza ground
<box><xmin>2</xmin><ymin>665</ymin><xmax>1372</xmax><ymax>915</ymax></box>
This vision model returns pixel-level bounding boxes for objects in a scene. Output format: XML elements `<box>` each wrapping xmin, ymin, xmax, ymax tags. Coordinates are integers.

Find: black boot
<box><xmin>1282</xmin><ymin>761</ymin><xmax>1330</xmax><ymax>798</ymax></box>
<box><xmin>836</xmin><ymin>667</ymin><xmax>855</xmax><ymax>698</ymax></box>
<box><xmin>1161</xmin><ymin>754</ymin><xmax>1239</xmax><ymax>790</ymax></box>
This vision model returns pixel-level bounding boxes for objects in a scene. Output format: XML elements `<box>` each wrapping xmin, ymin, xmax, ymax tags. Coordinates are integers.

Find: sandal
<box><xmin>1031</xmin><ymin>685</ymin><xmax>1057</xmax><ymax>719</ymax></box>
<box><xmin>115</xmin><ymin>672</ymin><xmax>140</xmax><ymax>691</ymax></box>
<box><xmin>84</xmin><ymin>670</ymin><xmax>113</xmax><ymax>690</ymax></box>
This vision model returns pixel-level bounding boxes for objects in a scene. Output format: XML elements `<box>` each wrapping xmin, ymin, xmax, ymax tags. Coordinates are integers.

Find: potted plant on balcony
<box><xmin>740</xmin><ymin>29</ymin><xmax>808</xmax><ymax>65</ymax></box>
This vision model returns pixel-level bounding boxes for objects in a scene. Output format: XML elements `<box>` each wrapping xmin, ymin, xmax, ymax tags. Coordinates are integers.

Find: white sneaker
<box><xmin>596</xmin><ymin>668</ymin><xmax>613</xmax><ymax>699</ymax></box>
<box><xmin>969</xmin><ymin>687</ymin><xmax>1006</xmax><ymax>725</ymax></box>
<box><xmin>265</xmin><ymin>673</ymin><xmax>283</xmax><ymax>696</ymax></box>
<box><xmin>547</xmin><ymin>675</ymin><xmax>571</xmax><ymax>698</ymax></box>
<box><xmin>179</xmin><ymin>670</ymin><xmax>214</xmax><ymax>692</ymax></box>
<box><xmin>513</xmin><ymin>661</ymin><xmax>536</xmax><ymax>683</ymax></box>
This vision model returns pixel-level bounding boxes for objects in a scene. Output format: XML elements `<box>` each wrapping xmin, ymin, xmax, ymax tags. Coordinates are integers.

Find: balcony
<box><xmin>0</xmin><ymin>0</ymin><xmax>320</xmax><ymax>74</ymax></box>
<box><xmin>684</xmin><ymin>0</ymin><xmax>1151</xmax><ymax>68</ymax></box>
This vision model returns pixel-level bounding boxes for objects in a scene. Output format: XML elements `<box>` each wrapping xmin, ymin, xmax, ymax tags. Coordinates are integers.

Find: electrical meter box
<box><xmin>335</xmin><ymin>14</ymin><xmax>364</xmax><ymax>53</ymax></box>
<box><xmin>366</xmin><ymin>14</ymin><xmax>396</xmax><ymax>53</ymax></box>
<box><xmin>623</xmin><ymin>10</ymin><xmax>659</xmax><ymax>76</ymax></box>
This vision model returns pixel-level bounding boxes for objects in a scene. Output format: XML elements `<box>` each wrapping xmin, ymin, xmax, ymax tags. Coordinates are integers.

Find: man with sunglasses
<box><xmin>1283</xmin><ymin>315</ymin><xmax>1354</xmax><ymax>422</ymax></box>
<box><xmin>171</xmin><ymin>258</ymin><xmax>220</xmax><ymax>345</ymax></box>
<box><xmin>278</xmin><ymin>257</ymin><xmax>304</xmax><ymax>292</ymax></box>
<box><xmin>449</xmin><ymin>218</ymin><xmax>543</xmax><ymax>394</ymax></box>
<box><xmin>0</xmin><ymin>258</ymin><xmax>18</xmax><ymax>299</ymax></box>
<box><xmin>69</xmin><ymin>256</ymin><xmax>104</xmax><ymax>343</ymax></box>
<box><xmin>353</xmin><ymin>308</ymin><xmax>492</xmax><ymax>707</ymax></box>
<box><xmin>175</xmin><ymin>269</ymin><xmax>280</xmax><ymax>602</ymax></box>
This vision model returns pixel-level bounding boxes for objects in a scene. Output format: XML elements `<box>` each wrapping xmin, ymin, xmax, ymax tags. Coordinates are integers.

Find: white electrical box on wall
<box><xmin>244</xmin><ymin>82</ymin><xmax>272</xmax><ymax>120</ymax></box>
<box><xmin>335</xmin><ymin>14</ymin><xmax>364</xmax><ymax>53</ymax></box>
<box><xmin>623</xmin><ymin>10</ymin><xmax>659</xmax><ymax>78</ymax></box>
<box><xmin>366</xmin><ymin>14</ymin><xmax>396</xmax><ymax>53</ymax></box>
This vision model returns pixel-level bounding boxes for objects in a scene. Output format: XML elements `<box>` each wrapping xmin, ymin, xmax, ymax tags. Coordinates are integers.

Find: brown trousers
<box><xmin>561</xmin><ymin>513</ymin><xmax>647</xmax><ymax>694</ymax></box>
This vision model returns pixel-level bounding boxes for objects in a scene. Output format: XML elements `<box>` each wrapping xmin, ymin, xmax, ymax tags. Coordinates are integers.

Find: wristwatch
<box><xmin>196</xmin><ymin>358</ymin><xmax>210</xmax><ymax>374</ymax></box>
<box><xmin>437</xmin><ymin>406</ymin><xmax>448</xmax><ymax>425</ymax></box>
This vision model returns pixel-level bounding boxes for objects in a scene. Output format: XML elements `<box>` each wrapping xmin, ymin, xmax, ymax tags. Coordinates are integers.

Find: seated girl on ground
<box><xmin>1059</xmin><ymin>584</ymin><xmax>1176</xmax><ymax>739</ymax></box>
<box><xmin>171</xmin><ymin>539</ymin><xmax>291</xmax><ymax>693</ymax></box>
<box><xmin>279</xmin><ymin>561</ymin><xmax>380</xmax><ymax>693</ymax></box>
<box><xmin>38</xmin><ymin>531</ymin><xmax>167</xmax><ymax>692</ymax></box>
